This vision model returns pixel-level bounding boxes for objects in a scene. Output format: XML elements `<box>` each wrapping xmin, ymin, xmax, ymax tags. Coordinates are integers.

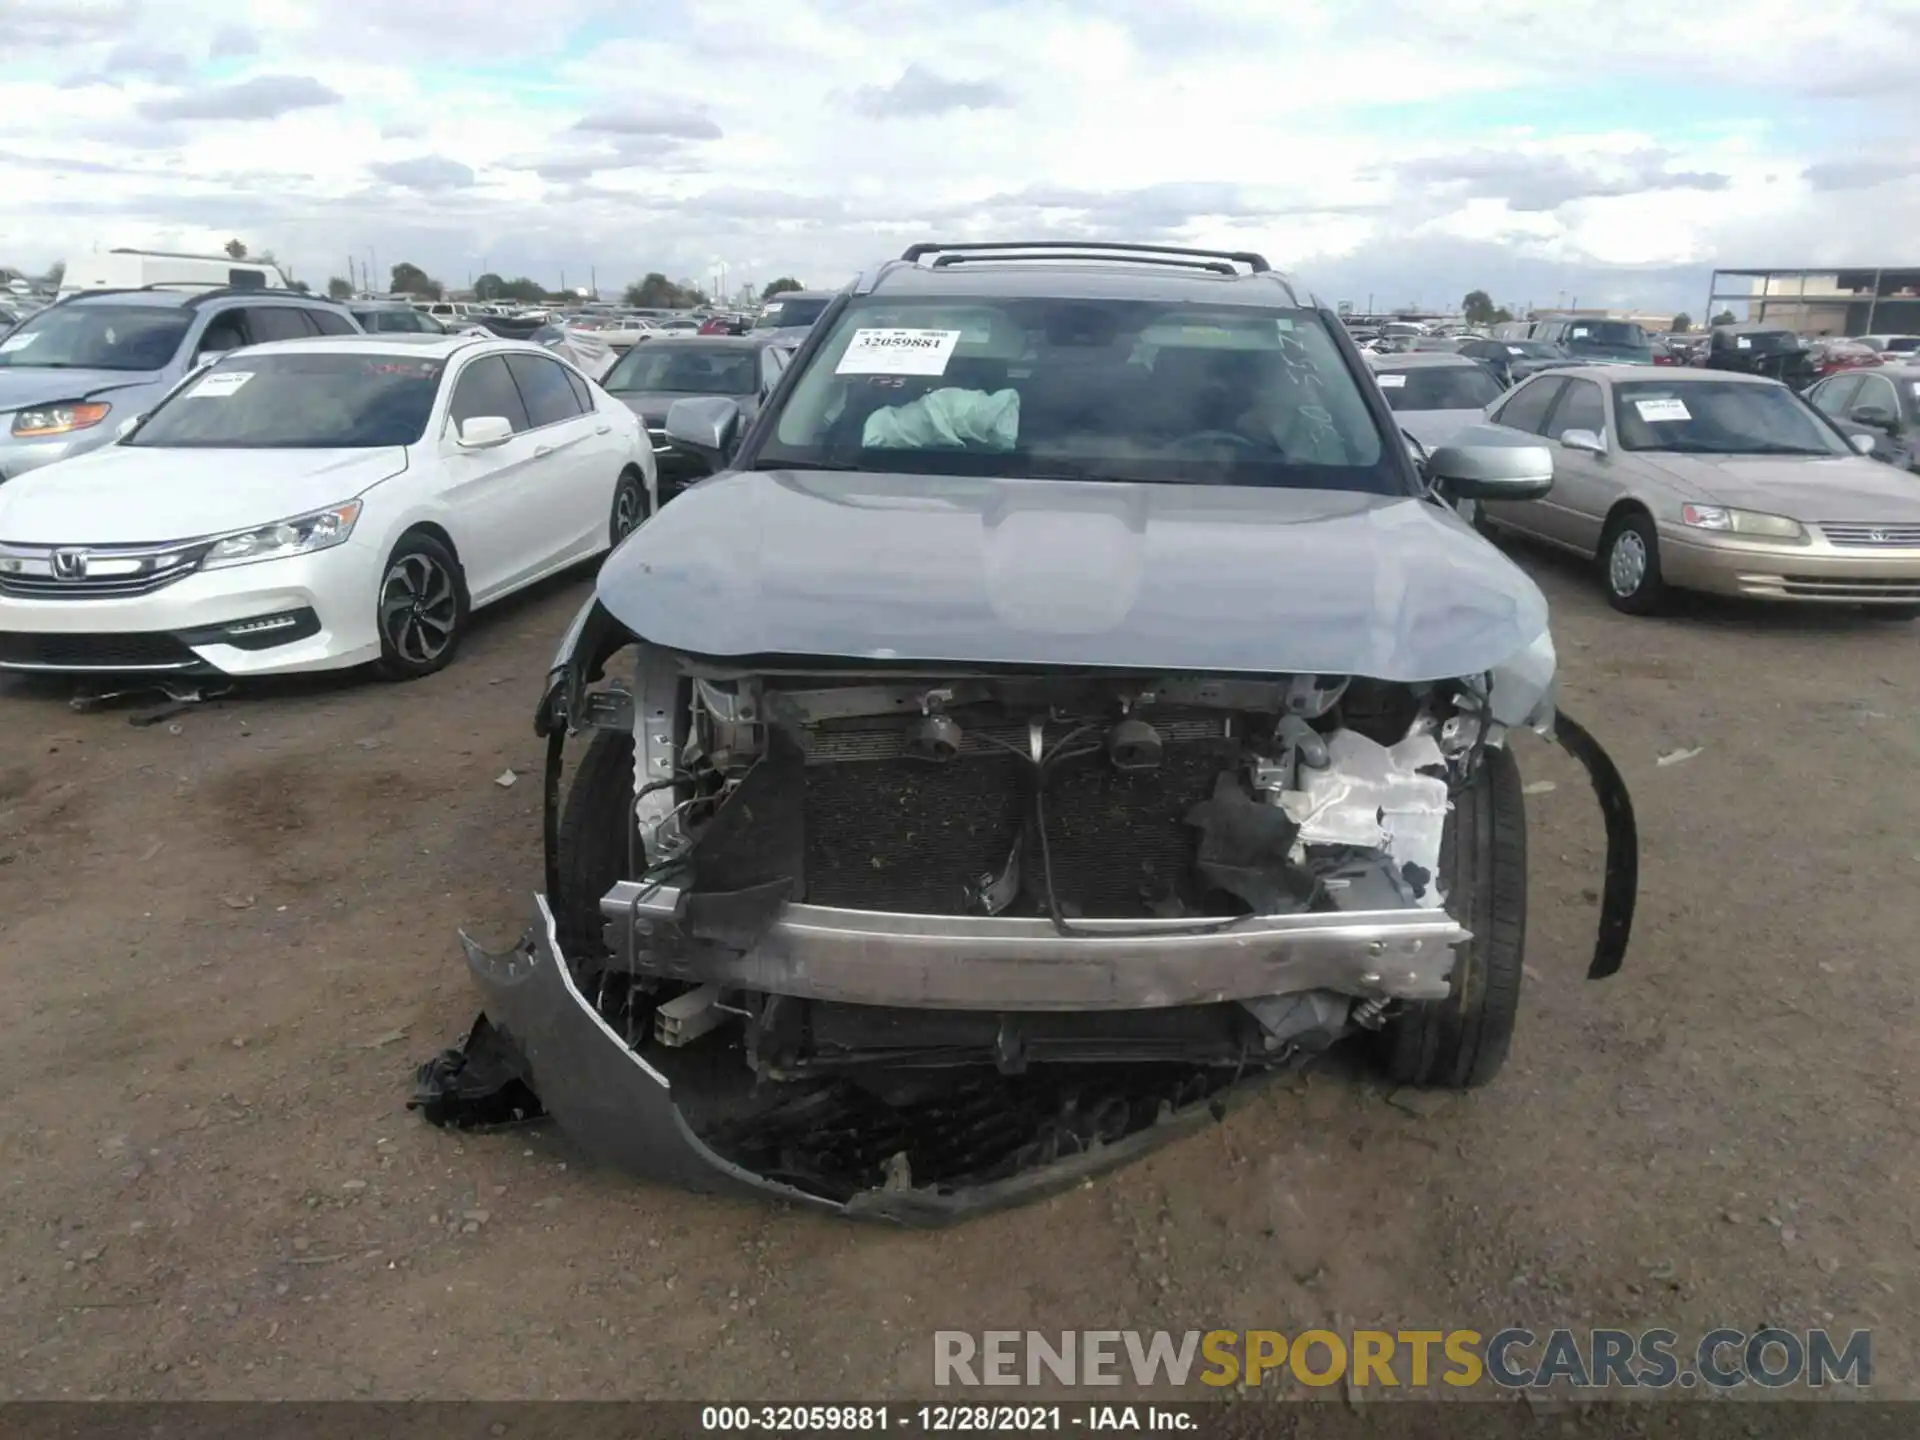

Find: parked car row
<box><xmin>0</xmin><ymin>287</ymin><xmax>664</xmax><ymax>681</ymax></box>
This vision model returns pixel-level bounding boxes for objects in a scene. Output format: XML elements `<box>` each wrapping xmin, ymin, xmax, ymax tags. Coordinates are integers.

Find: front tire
<box><xmin>1378</xmin><ymin>745</ymin><xmax>1527</xmax><ymax>1089</ymax></box>
<box><xmin>610</xmin><ymin>466</ymin><xmax>650</xmax><ymax>548</ymax></box>
<box><xmin>371</xmin><ymin>533</ymin><xmax>468</xmax><ymax>681</ymax></box>
<box><xmin>553</xmin><ymin>727</ymin><xmax>636</xmax><ymax>963</ymax></box>
<box><xmin>1600</xmin><ymin>510</ymin><xmax>1667</xmax><ymax>615</ymax></box>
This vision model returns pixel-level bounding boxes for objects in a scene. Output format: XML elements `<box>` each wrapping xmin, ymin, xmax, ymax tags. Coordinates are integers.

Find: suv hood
<box><xmin>1643</xmin><ymin>452</ymin><xmax>1920</xmax><ymax>520</ymax></box>
<box><xmin>596</xmin><ymin>470</ymin><xmax>1549</xmax><ymax>681</ymax></box>
<box><xmin>0</xmin><ymin>367</ymin><xmax>161</xmax><ymax>412</ymax></box>
<box><xmin>0</xmin><ymin>444</ymin><xmax>408</xmax><ymax>543</ymax></box>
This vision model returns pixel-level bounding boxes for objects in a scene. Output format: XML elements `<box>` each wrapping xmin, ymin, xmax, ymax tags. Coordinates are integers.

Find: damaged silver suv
<box><xmin>428</xmin><ymin>242</ymin><xmax>1638</xmax><ymax>1223</ymax></box>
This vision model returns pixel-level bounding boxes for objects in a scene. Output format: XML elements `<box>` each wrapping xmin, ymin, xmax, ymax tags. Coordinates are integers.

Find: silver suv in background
<box><xmin>0</xmin><ymin>287</ymin><xmax>362</xmax><ymax>483</ymax></box>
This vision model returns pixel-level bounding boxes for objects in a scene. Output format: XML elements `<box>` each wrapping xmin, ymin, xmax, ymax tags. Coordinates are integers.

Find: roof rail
<box><xmin>929</xmin><ymin>251</ymin><xmax>1237</xmax><ymax>276</ymax></box>
<box><xmin>900</xmin><ymin>240</ymin><xmax>1272</xmax><ymax>274</ymax></box>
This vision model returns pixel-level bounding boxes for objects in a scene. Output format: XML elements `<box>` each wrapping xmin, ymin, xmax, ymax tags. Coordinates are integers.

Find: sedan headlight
<box><xmin>201</xmin><ymin>500</ymin><xmax>363</xmax><ymax>570</ymax></box>
<box><xmin>12</xmin><ymin>401</ymin><xmax>111</xmax><ymax>438</ymax></box>
<box><xmin>1680</xmin><ymin>504</ymin><xmax>1806</xmax><ymax>541</ymax></box>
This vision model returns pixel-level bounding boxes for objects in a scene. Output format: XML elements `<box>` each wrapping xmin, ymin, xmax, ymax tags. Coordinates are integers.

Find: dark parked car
<box><xmin>1527</xmin><ymin>317</ymin><xmax>1655</xmax><ymax>366</ymax></box>
<box><xmin>431</xmin><ymin>240</ymin><xmax>1636</xmax><ymax>1222</ymax></box>
<box><xmin>1456</xmin><ymin>337</ymin><xmax>1574</xmax><ymax>389</ymax></box>
<box><xmin>598</xmin><ymin>335</ymin><xmax>795</xmax><ymax>499</ymax></box>
<box><xmin>1703</xmin><ymin>325</ymin><xmax>1818</xmax><ymax>391</ymax></box>
<box><xmin>1808</xmin><ymin>364</ymin><xmax>1920</xmax><ymax>472</ymax></box>
<box><xmin>750</xmin><ymin>289</ymin><xmax>834</xmax><ymax>337</ymax></box>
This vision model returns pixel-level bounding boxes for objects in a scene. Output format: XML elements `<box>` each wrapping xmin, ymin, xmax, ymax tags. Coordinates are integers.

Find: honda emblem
<box><xmin>50</xmin><ymin>548</ymin><xmax>89</xmax><ymax>581</ymax></box>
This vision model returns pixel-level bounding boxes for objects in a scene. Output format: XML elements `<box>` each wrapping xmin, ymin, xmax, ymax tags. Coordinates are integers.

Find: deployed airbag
<box><xmin>863</xmin><ymin>387</ymin><xmax>1020</xmax><ymax>451</ymax></box>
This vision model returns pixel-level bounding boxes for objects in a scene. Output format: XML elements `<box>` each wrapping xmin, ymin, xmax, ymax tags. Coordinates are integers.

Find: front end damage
<box><xmin>425</xmin><ymin>601</ymin><xmax>1635</xmax><ymax>1222</ymax></box>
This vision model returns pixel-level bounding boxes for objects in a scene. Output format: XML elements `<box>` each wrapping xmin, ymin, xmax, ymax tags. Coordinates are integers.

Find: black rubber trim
<box><xmin>1552</xmin><ymin>709</ymin><xmax>1638</xmax><ymax>979</ymax></box>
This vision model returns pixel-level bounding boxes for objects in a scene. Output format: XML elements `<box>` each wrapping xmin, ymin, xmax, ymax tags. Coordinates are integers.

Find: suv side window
<box><xmin>1853</xmin><ymin>373</ymin><xmax>1900</xmax><ymax>422</ymax></box>
<box><xmin>308</xmin><ymin>308</ymin><xmax>357</xmax><ymax>336</ymax></box>
<box><xmin>1493</xmin><ymin>377</ymin><xmax>1566</xmax><ymax>434</ymax></box>
<box><xmin>1811</xmin><ymin>375</ymin><xmax>1862</xmax><ymax>418</ymax></box>
<box><xmin>244</xmin><ymin>306</ymin><xmax>318</xmax><ymax>343</ymax></box>
<box><xmin>195</xmin><ymin>310</ymin><xmax>248</xmax><ymax>359</ymax></box>
<box><xmin>504</xmin><ymin>354</ymin><xmax>584</xmax><ymax>428</ymax></box>
<box><xmin>448</xmin><ymin>355</ymin><xmax>532</xmax><ymax>433</ymax></box>
<box><xmin>1547</xmin><ymin>379</ymin><xmax>1605</xmax><ymax>440</ymax></box>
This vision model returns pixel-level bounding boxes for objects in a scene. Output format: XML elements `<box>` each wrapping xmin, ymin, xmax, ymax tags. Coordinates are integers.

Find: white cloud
<box><xmin>0</xmin><ymin>0</ymin><xmax>1914</xmax><ymax>309</ymax></box>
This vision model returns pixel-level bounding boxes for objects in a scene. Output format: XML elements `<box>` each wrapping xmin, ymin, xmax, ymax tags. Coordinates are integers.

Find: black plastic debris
<box><xmin>409</xmin><ymin>1014</ymin><xmax>547</xmax><ymax>1130</ymax></box>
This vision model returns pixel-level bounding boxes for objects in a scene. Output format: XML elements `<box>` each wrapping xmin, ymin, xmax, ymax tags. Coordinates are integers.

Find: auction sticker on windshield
<box><xmin>1634</xmin><ymin>398</ymin><xmax>1690</xmax><ymax>422</ymax></box>
<box><xmin>0</xmin><ymin>333</ymin><xmax>37</xmax><ymax>354</ymax></box>
<box><xmin>837</xmin><ymin>328</ymin><xmax>962</xmax><ymax>376</ymax></box>
<box><xmin>1376</xmin><ymin>373</ymin><xmax>1407</xmax><ymax>388</ymax></box>
<box><xmin>189</xmin><ymin>370</ymin><xmax>254</xmax><ymax>397</ymax></box>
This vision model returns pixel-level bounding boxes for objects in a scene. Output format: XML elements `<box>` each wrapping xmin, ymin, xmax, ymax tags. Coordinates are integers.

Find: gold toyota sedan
<box><xmin>1478</xmin><ymin>366</ymin><xmax>1920</xmax><ymax>615</ymax></box>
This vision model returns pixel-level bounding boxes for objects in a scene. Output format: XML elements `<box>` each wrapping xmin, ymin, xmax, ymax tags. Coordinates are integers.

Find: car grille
<box><xmin>800</xmin><ymin>732</ymin><xmax>1235</xmax><ymax>919</ymax></box>
<box><xmin>0</xmin><ymin>630</ymin><xmax>204</xmax><ymax>671</ymax></box>
<box><xmin>0</xmin><ymin>540</ymin><xmax>209</xmax><ymax>599</ymax></box>
<box><xmin>1816</xmin><ymin>522</ymin><xmax>1920</xmax><ymax>548</ymax></box>
<box><xmin>1777</xmin><ymin>576</ymin><xmax>1920</xmax><ymax>600</ymax></box>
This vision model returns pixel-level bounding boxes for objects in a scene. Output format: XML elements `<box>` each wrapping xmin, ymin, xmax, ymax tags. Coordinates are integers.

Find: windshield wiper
<box><xmin>754</xmin><ymin>458</ymin><xmax>866</xmax><ymax>472</ymax></box>
<box><xmin>1741</xmin><ymin>443</ymin><xmax>1835</xmax><ymax>457</ymax></box>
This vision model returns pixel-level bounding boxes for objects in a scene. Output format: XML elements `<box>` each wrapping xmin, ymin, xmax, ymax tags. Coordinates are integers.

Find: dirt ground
<box><xmin>2</xmin><ymin>544</ymin><xmax>1916</xmax><ymax>1402</ymax></box>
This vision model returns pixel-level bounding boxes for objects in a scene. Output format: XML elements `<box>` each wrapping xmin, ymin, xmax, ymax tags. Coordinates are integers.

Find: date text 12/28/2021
<box><xmin>700</xmin><ymin>1406</ymin><xmax>1193</xmax><ymax>1432</ymax></box>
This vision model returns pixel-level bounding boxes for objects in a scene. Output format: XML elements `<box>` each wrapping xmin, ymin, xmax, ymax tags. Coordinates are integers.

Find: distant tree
<box><xmin>494</xmin><ymin>276</ymin><xmax>549</xmax><ymax>304</ymax></box>
<box><xmin>286</xmin><ymin>279</ymin><xmax>310</xmax><ymax>293</ymax></box>
<box><xmin>1491</xmin><ymin>306</ymin><xmax>1514</xmax><ymax>325</ymax></box>
<box><xmin>625</xmin><ymin>272</ymin><xmax>707</xmax><ymax>308</ymax></box>
<box><xmin>390</xmin><ymin>261</ymin><xmax>442</xmax><ymax>300</ymax></box>
<box><xmin>1711</xmin><ymin>309</ymin><xmax>1736</xmax><ymax>326</ymax></box>
<box><xmin>761</xmin><ymin>276</ymin><xmax>803</xmax><ymax>301</ymax></box>
<box><xmin>1461</xmin><ymin>289</ymin><xmax>1497</xmax><ymax>325</ymax></box>
<box><xmin>224</xmin><ymin>238</ymin><xmax>248</xmax><ymax>259</ymax></box>
<box><xmin>1669</xmin><ymin>313</ymin><xmax>1691</xmax><ymax>333</ymax></box>
<box><xmin>326</xmin><ymin>276</ymin><xmax>353</xmax><ymax>299</ymax></box>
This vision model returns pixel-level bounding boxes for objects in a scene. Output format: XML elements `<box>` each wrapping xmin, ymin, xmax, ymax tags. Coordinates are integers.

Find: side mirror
<box><xmin>664</xmin><ymin>396</ymin><xmax>742</xmax><ymax>472</ymax></box>
<box><xmin>1849</xmin><ymin>433</ymin><xmax>1880</xmax><ymax>456</ymax></box>
<box><xmin>1850</xmin><ymin>404</ymin><xmax>1898</xmax><ymax>432</ymax></box>
<box><xmin>1559</xmin><ymin>427</ymin><xmax>1607</xmax><ymax>455</ymax></box>
<box><xmin>457</xmin><ymin>415</ymin><xmax>515</xmax><ymax>449</ymax></box>
<box><xmin>1425</xmin><ymin>423</ymin><xmax>1554</xmax><ymax>501</ymax></box>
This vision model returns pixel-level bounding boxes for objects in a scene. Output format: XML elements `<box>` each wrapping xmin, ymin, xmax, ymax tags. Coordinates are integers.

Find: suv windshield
<box><xmin>0</xmin><ymin>304</ymin><xmax>191</xmax><ymax>371</ymax></box>
<box><xmin>1614</xmin><ymin>381</ymin><xmax>1849</xmax><ymax>457</ymax></box>
<box><xmin>755</xmin><ymin>296</ymin><xmax>1396</xmax><ymax>492</ymax></box>
<box><xmin>604</xmin><ymin>343</ymin><xmax>758</xmax><ymax>395</ymax></box>
<box><xmin>129</xmin><ymin>353</ymin><xmax>444</xmax><ymax>448</ymax></box>
<box><xmin>1560</xmin><ymin>320</ymin><xmax>1652</xmax><ymax>357</ymax></box>
<box><xmin>756</xmin><ymin>297</ymin><xmax>830</xmax><ymax>330</ymax></box>
<box><xmin>1378</xmin><ymin>364</ymin><xmax>1503</xmax><ymax>412</ymax></box>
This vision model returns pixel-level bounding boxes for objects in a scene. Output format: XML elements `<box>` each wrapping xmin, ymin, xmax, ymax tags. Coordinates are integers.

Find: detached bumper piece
<box><xmin>448</xmin><ymin>896</ymin><xmax>1287</xmax><ymax>1225</ymax></box>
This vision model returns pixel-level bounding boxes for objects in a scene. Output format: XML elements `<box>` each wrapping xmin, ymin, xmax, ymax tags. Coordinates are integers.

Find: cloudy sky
<box><xmin>4</xmin><ymin>0</ymin><xmax>1918</xmax><ymax>315</ymax></box>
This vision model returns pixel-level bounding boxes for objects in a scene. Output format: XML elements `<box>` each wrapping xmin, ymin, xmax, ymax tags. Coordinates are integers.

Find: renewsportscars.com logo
<box><xmin>933</xmin><ymin>1328</ymin><xmax>1872</xmax><ymax>1391</ymax></box>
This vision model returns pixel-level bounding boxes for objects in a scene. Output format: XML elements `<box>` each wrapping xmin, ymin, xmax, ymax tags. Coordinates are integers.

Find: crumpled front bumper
<box><xmin>459</xmin><ymin>894</ymin><xmax>1273</xmax><ymax>1225</ymax></box>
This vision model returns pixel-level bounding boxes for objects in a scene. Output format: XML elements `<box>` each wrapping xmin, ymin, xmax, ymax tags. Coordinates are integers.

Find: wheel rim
<box><xmin>613</xmin><ymin>479</ymin><xmax>643</xmax><ymax>540</ymax></box>
<box><xmin>1608</xmin><ymin>530</ymin><xmax>1648</xmax><ymax>597</ymax></box>
<box><xmin>379</xmin><ymin>553</ymin><xmax>457</xmax><ymax>663</ymax></box>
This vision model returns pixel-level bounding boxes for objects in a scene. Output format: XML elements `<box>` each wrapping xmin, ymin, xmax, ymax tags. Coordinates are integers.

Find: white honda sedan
<box><xmin>0</xmin><ymin>334</ymin><xmax>656</xmax><ymax>680</ymax></box>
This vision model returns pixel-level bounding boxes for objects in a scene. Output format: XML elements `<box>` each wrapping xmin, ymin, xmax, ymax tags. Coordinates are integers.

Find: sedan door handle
<box><xmin>534</xmin><ymin>444</ymin><xmax>554</xmax><ymax>458</ymax></box>
<box><xmin>595</xmin><ymin>424</ymin><xmax>611</xmax><ymax>435</ymax></box>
